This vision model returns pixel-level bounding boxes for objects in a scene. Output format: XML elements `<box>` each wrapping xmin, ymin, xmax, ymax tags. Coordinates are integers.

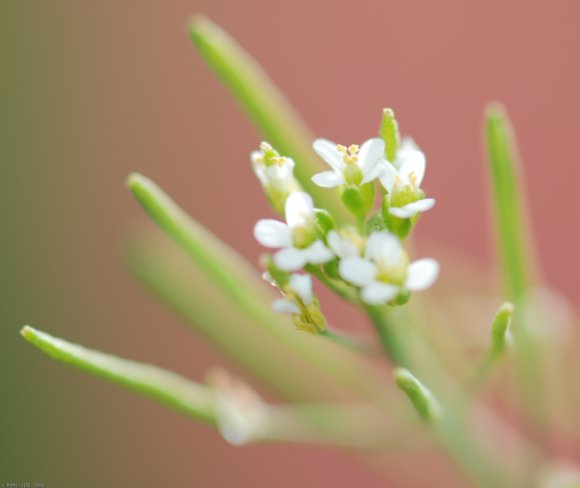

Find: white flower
<box><xmin>251</xmin><ymin>143</ymin><xmax>298</xmax><ymax>194</ymax></box>
<box><xmin>339</xmin><ymin>231</ymin><xmax>439</xmax><ymax>305</ymax></box>
<box><xmin>254</xmin><ymin>192</ymin><xmax>333</xmax><ymax>271</ymax></box>
<box><xmin>271</xmin><ymin>274</ymin><xmax>313</xmax><ymax>314</ymax></box>
<box><xmin>311</xmin><ymin>138</ymin><xmax>386</xmax><ymax>188</ymax></box>
<box><xmin>379</xmin><ymin>139</ymin><xmax>435</xmax><ymax>219</ymax></box>
<box><xmin>251</xmin><ymin>142</ymin><xmax>300</xmax><ymax>214</ymax></box>
<box><xmin>208</xmin><ymin>369</ymin><xmax>266</xmax><ymax>446</ymax></box>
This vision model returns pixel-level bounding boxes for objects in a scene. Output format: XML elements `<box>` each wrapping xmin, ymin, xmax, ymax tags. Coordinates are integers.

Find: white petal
<box><xmin>406</xmin><ymin>258</ymin><xmax>440</xmax><ymax>291</ymax></box>
<box><xmin>365</xmin><ymin>231</ymin><xmax>401</xmax><ymax>263</ymax></box>
<box><xmin>289</xmin><ymin>274</ymin><xmax>313</xmax><ymax>304</ymax></box>
<box><xmin>285</xmin><ymin>192</ymin><xmax>314</xmax><ymax>229</ymax></box>
<box><xmin>250</xmin><ymin>150</ymin><xmax>263</xmax><ymax>165</ymax></box>
<box><xmin>272</xmin><ymin>299</ymin><xmax>300</xmax><ymax>314</ymax></box>
<box><xmin>327</xmin><ymin>231</ymin><xmax>358</xmax><ymax>259</ymax></box>
<box><xmin>312</xmin><ymin>138</ymin><xmax>345</xmax><ymax>174</ymax></box>
<box><xmin>274</xmin><ymin>247</ymin><xmax>308</xmax><ymax>271</ymax></box>
<box><xmin>339</xmin><ymin>257</ymin><xmax>377</xmax><ymax>287</ymax></box>
<box><xmin>389</xmin><ymin>199</ymin><xmax>436</xmax><ymax>218</ymax></box>
<box><xmin>303</xmin><ymin>240</ymin><xmax>334</xmax><ymax>265</ymax></box>
<box><xmin>361</xmin><ymin>159</ymin><xmax>387</xmax><ymax>184</ymax></box>
<box><xmin>399</xmin><ymin>149</ymin><xmax>426</xmax><ymax>186</ymax></box>
<box><xmin>254</xmin><ymin>220</ymin><xmax>292</xmax><ymax>248</ymax></box>
<box><xmin>361</xmin><ymin>283</ymin><xmax>399</xmax><ymax>305</ymax></box>
<box><xmin>378</xmin><ymin>162</ymin><xmax>398</xmax><ymax>193</ymax></box>
<box><xmin>400</xmin><ymin>137</ymin><xmax>420</xmax><ymax>153</ymax></box>
<box><xmin>312</xmin><ymin>170</ymin><xmax>344</xmax><ymax>188</ymax></box>
<box><xmin>358</xmin><ymin>138</ymin><xmax>385</xmax><ymax>175</ymax></box>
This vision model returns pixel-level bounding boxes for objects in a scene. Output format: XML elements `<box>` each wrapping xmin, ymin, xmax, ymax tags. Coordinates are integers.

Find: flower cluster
<box><xmin>252</xmin><ymin>109</ymin><xmax>439</xmax><ymax>333</ymax></box>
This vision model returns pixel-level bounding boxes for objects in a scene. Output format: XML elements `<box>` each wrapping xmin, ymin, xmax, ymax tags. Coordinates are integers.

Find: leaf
<box><xmin>20</xmin><ymin>325</ymin><xmax>216</xmax><ymax>423</ymax></box>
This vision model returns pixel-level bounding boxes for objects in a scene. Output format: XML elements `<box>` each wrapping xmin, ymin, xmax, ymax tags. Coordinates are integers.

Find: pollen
<box><xmin>337</xmin><ymin>143</ymin><xmax>360</xmax><ymax>164</ymax></box>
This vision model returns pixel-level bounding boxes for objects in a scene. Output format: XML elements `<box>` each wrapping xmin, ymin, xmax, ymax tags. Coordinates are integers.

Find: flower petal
<box><xmin>285</xmin><ymin>192</ymin><xmax>314</xmax><ymax>229</ymax></box>
<box><xmin>365</xmin><ymin>231</ymin><xmax>402</xmax><ymax>263</ymax></box>
<box><xmin>303</xmin><ymin>240</ymin><xmax>334</xmax><ymax>265</ymax></box>
<box><xmin>312</xmin><ymin>170</ymin><xmax>344</xmax><ymax>188</ymax></box>
<box><xmin>399</xmin><ymin>149</ymin><xmax>426</xmax><ymax>186</ymax></box>
<box><xmin>361</xmin><ymin>159</ymin><xmax>387</xmax><ymax>184</ymax></box>
<box><xmin>274</xmin><ymin>247</ymin><xmax>308</xmax><ymax>271</ymax></box>
<box><xmin>313</xmin><ymin>138</ymin><xmax>345</xmax><ymax>174</ymax></box>
<box><xmin>361</xmin><ymin>283</ymin><xmax>399</xmax><ymax>305</ymax></box>
<box><xmin>254</xmin><ymin>220</ymin><xmax>292</xmax><ymax>248</ymax></box>
<box><xmin>406</xmin><ymin>258</ymin><xmax>439</xmax><ymax>291</ymax></box>
<box><xmin>358</xmin><ymin>138</ymin><xmax>385</xmax><ymax>175</ymax></box>
<box><xmin>328</xmin><ymin>231</ymin><xmax>358</xmax><ymax>259</ymax></box>
<box><xmin>272</xmin><ymin>299</ymin><xmax>300</xmax><ymax>314</ymax></box>
<box><xmin>389</xmin><ymin>199</ymin><xmax>436</xmax><ymax>218</ymax></box>
<box><xmin>339</xmin><ymin>257</ymin><xmax>377</xmax><ymax>287</ymax></box>
<box><xmin>378</xmin><ymin>162</ymin><xmax>398</xmax><ymax>193</ymax></box>
<box><xmin>289</xmin><ymin>274</ymin><xmax>313</xmax><ymax>304</ymax></box>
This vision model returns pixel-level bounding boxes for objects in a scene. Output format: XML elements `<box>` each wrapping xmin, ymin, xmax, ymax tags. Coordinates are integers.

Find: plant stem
<box><xmin>365</xmin><ymin>305</ymin><xmax>410</xmax><ymax>367</ymax></box>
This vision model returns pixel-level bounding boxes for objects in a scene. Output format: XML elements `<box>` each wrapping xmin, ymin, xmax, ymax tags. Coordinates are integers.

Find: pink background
<box><xmin>2</xmin><ymin>0</ymin><xmax>579</xmax><ymax>486</ymax></box>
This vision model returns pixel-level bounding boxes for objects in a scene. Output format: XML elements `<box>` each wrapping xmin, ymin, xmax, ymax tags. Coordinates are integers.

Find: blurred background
<box><xmin>2</xmin><ymin>0</ymin><xmax>579</xmax><ymax>486</ymax></box>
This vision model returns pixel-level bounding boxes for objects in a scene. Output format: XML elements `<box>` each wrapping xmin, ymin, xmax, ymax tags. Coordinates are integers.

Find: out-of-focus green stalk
<box><xmin>485</xmin><ymin>104</ymin><xmax>546</xmax><ymax>437</ymax></box>
<box><xmin>21</xmin><ymin>326</ymin><xmax>216</xmax><ymax>424</ymax></box>
<box><xmin>22</xmin><ymin>326</ymin><xmax>400</xmax><ymax>449</ymax></box>
<box><xmin>367</xmin><ymin>305</ymin><xmax>534</xmax><ymax>487</ymax></box>
<box><xmin>485</xmin><ymin>104</ymin><xmax>535</xmax><ymax>304</ymax></box>
<box><xmin>127</xmin><ymin>174</ymin><xmax>389</xmax><ymax>403</ymax></box>
<box><xmin>188</xmin><ymin>17</ymin><xmax>348</xmax><ymax>222</ymax></box>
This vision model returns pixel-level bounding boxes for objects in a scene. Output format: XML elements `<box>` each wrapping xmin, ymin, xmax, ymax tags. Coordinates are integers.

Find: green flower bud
<box><xmin>314</xmin><ymin>208</ymin><xmax>337</xmax><ymax>240</ymax></box>
<box><xmin>342</xmin><ymin>183</ymin><xmax>375</xmax><ymax>218</ymax></box>
<box><xmin>380</xmin><ymin>108</ymin><xmax>400</xmax><ymax>162</ymax></box>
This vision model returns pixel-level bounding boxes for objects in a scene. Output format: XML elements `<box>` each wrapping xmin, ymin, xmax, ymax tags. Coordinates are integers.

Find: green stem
<box><xmin>364</xmin><ymin>305</ymin><xmax>410</xmax><ymax>367</ymax></box>
<box><xmin>320</xmin><ymin>329</ymin><xmax>377</xmax><ymax>356</ymax></box>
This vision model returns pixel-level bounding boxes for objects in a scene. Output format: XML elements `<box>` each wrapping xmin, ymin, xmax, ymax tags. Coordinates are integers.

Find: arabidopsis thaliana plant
<box><xmin>312</xmin><ymin>138</ymin><xmax>386</xmax><ymax>188</ymax></box>
<box><xmin>339</xmin><ymin>231</ymin><xmax>439</xmax><ymax>304</ymax></box>
<box><xmin>254</xmin><ymin>192</ymin><xmax>333</xmax><ymax>271</ymax></box>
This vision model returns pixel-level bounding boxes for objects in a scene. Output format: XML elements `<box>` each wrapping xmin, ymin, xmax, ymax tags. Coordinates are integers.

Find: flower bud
<box><xmin>380</xmin><ymin>108</ymin><xmax>400</xmax><ymax>163</ymax></box>
<box><xmin>251</xmin><ymin>142</ymin><xmax>301</xmax><ymax>215</ymax></box>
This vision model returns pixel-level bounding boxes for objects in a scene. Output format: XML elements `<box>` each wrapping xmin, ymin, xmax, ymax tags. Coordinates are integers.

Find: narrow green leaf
<box><xmin>485</xmin><ymin>103</ymin><xmax>546</xmax><ymax>435</ymax></box>
<box><xmin>485</xmin><ymin>103</ymin><xmax>535</xmax><ymax>306</ymax></box>
<box><xmin>21</xmin><ymin>326</ymin><xmax>216</xmax><ymax>423</ymax></box>
<box><xmin>188</xmin><ymin>16</ymin><xmax>348</xmax><ymax>221</ymax></box>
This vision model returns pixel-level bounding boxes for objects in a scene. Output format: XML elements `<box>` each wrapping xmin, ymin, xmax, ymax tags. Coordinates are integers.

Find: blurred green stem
<box><xmin>127</xmin><ymin>174</ymin><xmax>390</xmax><ymax>404</ymax></box>
<box><xmin>22</xmin><ymin>326</ymin><xmax>408</xmax><ymax>449</ymax></box>
<box><xmin>189</xmin><ymin>17</ymin><xmax>348</xmax><ymax>221</ymax></box>
<box><xmin>485</xmin><ymin>104</ymin><xmax>546</xmax><ymax>438</ymax></box>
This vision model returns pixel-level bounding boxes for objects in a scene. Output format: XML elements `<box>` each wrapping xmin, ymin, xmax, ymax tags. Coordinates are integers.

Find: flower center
<box><xmin>337</xmin><ymin>144</ymin><xmax>360</xmax><ymax>165</ymax></box>
<box><xmin>291</xmin><ymin>224</ymin><xmax>317</xmax><ymax>249</ymax></box>
<box><xmin>374</xmin><ymin>249</ymin><xmax>409</xmax><ymax>286</ymax></box>
<box><xmin>260</xmin><ymin>142</ymin><xmax>287</xmax><ymax>167</ymax></box>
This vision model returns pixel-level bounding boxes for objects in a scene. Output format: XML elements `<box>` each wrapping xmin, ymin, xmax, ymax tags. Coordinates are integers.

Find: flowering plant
<box><xmin>21</xmin><ymin>16</ymin><xmax>580</xmax><ymax>488</ymax></box>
